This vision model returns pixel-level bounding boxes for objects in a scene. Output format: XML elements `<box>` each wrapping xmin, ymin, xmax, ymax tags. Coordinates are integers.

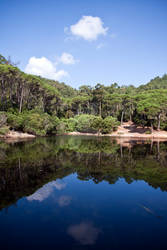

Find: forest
<box><xmin>0</xmin><ymin>54</ymin><xmax>167</xmax><ymax>136</ymax></box>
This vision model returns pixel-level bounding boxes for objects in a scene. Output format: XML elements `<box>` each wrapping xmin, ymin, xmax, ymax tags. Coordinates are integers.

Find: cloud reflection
<box><xmin>67</xmin><ymin>222</ymin><xmax>101</xmax><ymax>245</ymax></box>
<box><xmin>58</xmin><ymin>195</ymin><xmax>72</xmax><ymax>207</ymax></box>
<box><xmin>27</xmin><ymin>180</ymin><xmax>66</xmax><ymax>202</ymax></box>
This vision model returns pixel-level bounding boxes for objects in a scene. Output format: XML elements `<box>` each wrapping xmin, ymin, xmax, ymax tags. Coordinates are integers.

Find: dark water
<box><xmin>0</xmin><ymin>136</ymin><xmax>167</xmax><ymax>250</ymax></box>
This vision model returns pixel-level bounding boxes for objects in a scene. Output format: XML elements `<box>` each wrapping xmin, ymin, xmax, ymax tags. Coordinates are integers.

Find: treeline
<box><xmin>0</xmin><ymin>54</ymin><xmax>167</xmax><ymax>135</ymax></box>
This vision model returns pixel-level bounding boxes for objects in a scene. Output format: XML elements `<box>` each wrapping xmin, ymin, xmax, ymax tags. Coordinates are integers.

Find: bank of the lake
<box><xmin>66</xmin><ymin>122</ymin><xmax>167</xmax><ymax>139</ymax></box>
<box><xmin>2</xmin><ymin>122</ymin><xmax>167</xmax><ymax>140</ymax></box>
<box><xmin>0</xmin><ymin>131</ymin><xmax>35</xmax><ymax>139</ymax></box>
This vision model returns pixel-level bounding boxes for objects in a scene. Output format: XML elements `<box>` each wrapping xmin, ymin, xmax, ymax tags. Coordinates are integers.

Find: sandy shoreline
<box><xmin>1</xmin><ymin>122</ymin><xmax>167</xmax><ymax>141</ymax></box>
<box><xmin>65</xmin><ymin>122</ymin><xmax>167</xmax><ymax>140</ymax></box>
<box><xmin>0</xmin><ymin>131</ymin><xmax>35</xmax><ymax>140</ymax></box>
<box><xmin>65</xmin><ymin>131</ymin><xmax>167</xmax><ymax>139</ymax></box>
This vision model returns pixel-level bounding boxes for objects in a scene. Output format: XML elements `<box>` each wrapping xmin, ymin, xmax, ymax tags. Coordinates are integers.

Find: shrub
<box><xmin>23</xmin><ymin>112</ymin><xmax>55</xmax><ymax>136</ymax></box>
<box><xmin>7</xmin><ymin>113</ymin><xmax>25</xmax><ymax>130</ymax></box>
<box><xmin>76</xmin><ymin>114</ymin><xmax>98</xmax><ymax>133</ymax></box>
<box><xmin>101</xmin><ymin>116</ymin><xmax>119</xmax><ymax>134</ymax></box>
<box><xmin>90</xmin><ymin>116</ymin><xmax>103</xmax><ymax>134</ymax></box>
<box><xmin>74</xmin><ymin>114</ymin><xmax>119</xmax><ymax>134</ymax></box>
<box><xmin>76</xmin><ymin>114</ymin><xmax>93</xmax><ymax>133</ymax></box>
<box><xmin>7</xmin><ymin>111</ymin><xmax>60</xmax><ymax>136</ymax></box>
<box><xmin>56</xmin><ymin>120</ymin><xmax>66</xmax><ymax>134</ymax></box>
<box><xmin>6</xmin><ymin>111</ymin><xmax>119</xmax><ymax>136</ymax></box>
<box><xmin>66</xmin><ymin>118</ymin><xmax>78</xmax><ymax>132</ymax></box>
<box><xmin>56</xmin><ymin>118</ymin><xmax>77</xmax><ymax>134</ymax></box>
<box><xmin>0</xmin><ymin>126</ymin><xmax>9</xmax><ymax>135</ymax></box>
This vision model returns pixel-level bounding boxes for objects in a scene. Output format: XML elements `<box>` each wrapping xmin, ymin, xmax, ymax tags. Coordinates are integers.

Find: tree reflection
<box><xmin>0</xmin><ymin>136</ymin><xmax>167</xmax><ymax>210</ymax></box>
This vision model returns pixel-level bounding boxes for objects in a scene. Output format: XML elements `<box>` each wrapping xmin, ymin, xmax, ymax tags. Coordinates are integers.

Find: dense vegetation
<box><xmin>0</xmin><ymin>54</ymin><xmax>167</xmax><ymax>135</ymax></box>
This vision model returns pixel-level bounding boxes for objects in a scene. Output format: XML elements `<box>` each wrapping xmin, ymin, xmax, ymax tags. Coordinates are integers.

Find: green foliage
<box><xmin>23</xmin><ymin>112</ymin><xmax>53</xmax><ymax>136</ymax></box>
<box><xmin>90</xmin><ymin>116</ymin><xmax>103</xmax><ymax>133</ymax></box>
<box><xmin>0</xmin><ymin>126</ymin><xmax>9</xmax><ymax>135</ymax></box>
<box><xmin>56</xmin><ymin>117</ymin><xmax>78</xmax><ymax>134</ymax></box>
<box><xmin>7</xmin><ymin>113</ymin><xmax>25</xmax><ymax>130</ymax></box>
<box><xmin>7</xmin><ymin>111</ymin><xmax>59</xmax><ymax>136</ymax></box>
<box><xmin>76</xmin><ymin>114</ymin><xmax>97</xmax><ymax>133</ymax></box>
<box><xmin>74</xmin><ymin>114</ymin><xmax>119</xmax><ymax>134</ymax></box>
<box><xmin>1</xmin><ymin>53</ymin><xmax>167</xmax><ymax>134</ymax></box>
<box><xmin>101</xmin><ymin>116</ymin><xmax>120</xmax><ymax>134</ymax></box>
<box><xmin>139</xmin><ymin>74</ymin><xmax>167</xmax><ymax>91</ymax></box>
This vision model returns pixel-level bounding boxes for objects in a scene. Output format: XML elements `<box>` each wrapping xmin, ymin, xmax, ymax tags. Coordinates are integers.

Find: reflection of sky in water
<box><xmin>67</xmin><ymin>221</ymin><xmax>101</xmax><ymax>245</ymax></box>
<box><xmin>58</xmin><ymin>195</ymin><xmax>72</xmax><ymax>206</ymax></box>
<box><xmin>0</xmin><ymin>137</ymin><xmax>167</xmax><ymax>249</ymax></box>
<box><xmin>27</xmin><ymin>180</ymin><xmax>66</xmax><ymax>202</ymax></box>
<box><xmin>1</xmin><ymin>173</ymin><xmax>167</xmax><ymax>250</ymax></box>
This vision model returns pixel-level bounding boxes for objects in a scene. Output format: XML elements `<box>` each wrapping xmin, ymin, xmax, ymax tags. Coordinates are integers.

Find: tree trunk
<box><xmin>157</xmin><ymin>113</ymin><xmax>161</xmax><ymax>131</ymax></box>
<box><xmin>121</xmin><ymin>111</ymin><xmax>124</xmax><ymax>126</ymax></box>
<box><xmin>99</xmin><ymin>101</ymin><xmax>102</xmax><ymax>117</ymax></box>
<box><xmin>98</xmin><ymin>128</ymin><xmax>101</xmax><ymax>136</ymax></box>
<box><xmin>19</xmin><ymin>85</ymin><xmax>24</xmax><ymax>113</ymax></box>
<box><xmin>151</xmin><ymin>122</ymin><xmax>153</xmax><ymax>134</ymax></box>
<box><xmin>129</xmin><ymin>113</ymin><xmax>132</xmax><ymax>122</ymax></box>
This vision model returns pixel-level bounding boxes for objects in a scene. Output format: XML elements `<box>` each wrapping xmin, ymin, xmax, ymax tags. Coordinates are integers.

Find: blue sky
<box><xmin>1</xmin><ymin>0</ymin><xmax>167</xmax><ymax>88</ymax></box>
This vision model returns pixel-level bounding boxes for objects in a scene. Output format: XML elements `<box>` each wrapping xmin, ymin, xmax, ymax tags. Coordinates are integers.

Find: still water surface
<box><xmin>0</xmin><ymin>136</ymin><xmax>167</xmax><ymax>249</ymax></box>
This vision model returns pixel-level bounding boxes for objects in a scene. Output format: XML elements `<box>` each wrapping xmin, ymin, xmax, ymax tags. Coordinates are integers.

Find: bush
<box><xmin>7</xmin><ymin>113</ymin><xmax>25</xmax><ymax>130</ymax></box>
<box><xmin>76</xmin><ymin>114</ymin><xmax>99</xmax><ymax>133</ymax></box>
<box><xmin>23</xmin><ymin>112</ymin><xmax>59</xmax><ymax>136</ymax></box>
<box><xmin>0</xmin><ymin>126</ymin><xmax>9</xmax><ymax>135</ymax></box>
<box><xmin>7</xmin><ymin>111</ymin><xmax>60</xmax><ymax>136</ymax></box>
<box><xmin>74</xmin><ymin>114</ymin><xmax>119</xmax><ymax>134</ymax></box>
<box><xmin>90</xmin><ymin>116</ymin><xmax>103</xmax><ymax>134</ymax></box>
<box><xmin>101</xmin><ymin>116</ymin><xmax>119</xmax><ymax>134</ymax></box>
<box><xmin>66</xmin><ymin>118</ymin><xmax>78</xmax><ymax>132</ymax></box>
<box><xmin>56</xmin><ymin>118</ymin><xmax>78</xmax><ymax>134</ymax></box>
<box><xmin>6</xmin><ymin>111</ymin><xmax>119</xmax><ymax>136</ymax></box>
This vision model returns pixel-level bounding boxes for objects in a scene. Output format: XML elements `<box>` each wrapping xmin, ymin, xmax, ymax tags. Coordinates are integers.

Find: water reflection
<box><xmin>27</xmin><ymin>180</ymin><xmax>66</xmax><ymax>202</ymax></box>
<box><xmin>139</xmin><ymin>204</ymin><xmax>163</xmax><ymax>219</ymax></box>
<box><xmin>57</xmin><ymin>195</ymin><xmax>72</xmax><ymax>206</ymax></box>
<box><xmin>0</xmin><ymin>136</ymin><xmax>167</xmax><ymax>250</ymax></box>
<box><xmin>0</xmin><ymin>136</ymin><xmax>167</xmax><ymax>210</ymax></box>
<box><xmin>67</xmin><ymin>221</ymin><xmax>101</xmax><ymax>245</ymax></box>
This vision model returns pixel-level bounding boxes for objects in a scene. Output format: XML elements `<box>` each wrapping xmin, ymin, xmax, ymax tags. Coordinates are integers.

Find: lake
<box><xmin>0</xmin><ymin>136</ymin><xmax>167</xmax><ymax>250</ymax></box>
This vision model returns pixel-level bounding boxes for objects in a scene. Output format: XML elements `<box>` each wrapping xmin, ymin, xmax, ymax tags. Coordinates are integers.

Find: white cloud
<box><xmin>59</xmin><ymin>52</ymin><xmax>78</xmax><ymax>65</ymax></box>
<box><xmin>25</xmin><ymin>56</ymin><xmax>68</xmax><ymax>80</ymax></box>
<box><xmin>69</xmin><ymin>16</ymin><xmax>108</xmax><ymax>41</ymax></box>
